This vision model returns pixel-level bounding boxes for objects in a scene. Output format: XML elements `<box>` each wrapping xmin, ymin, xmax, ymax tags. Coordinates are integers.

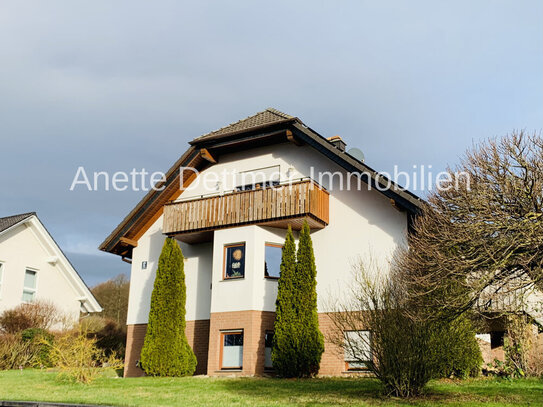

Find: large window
<box><xmin>224</xmin><ymin>243</ymin><xmax>245</xmax><ymax>279</ymax></box>
<box><xmin>264</xmin><ymin>331</ymin><xmax>274</xmax><ymax>369</ymax></box>
<box><xmin>221</xmin><ymin>331</ymin><xmax>243</xmax><ymax>369</ymax></box>
<box><xmin>344</xmin><ymin>330</ymin><xmax>371</xmax><ymax>371</ymax></box>
<box><xmin>22</xmin><ymin>269</ymin><xmax>37</xmax><ymax>302</ymax></box>
<box><xmin>264</xmin><ymin>244</ymin><xmax>282</xmax><ymax>279</ymax></box>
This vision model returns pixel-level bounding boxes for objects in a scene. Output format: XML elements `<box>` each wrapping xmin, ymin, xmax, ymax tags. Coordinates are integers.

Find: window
<box><xmin>235</xmin><ymin>165</ymin><xmax>280</xmax><ymax>191</ymax></box>
<box><xmin>220</xmin><ymin>331</ymin><xmax>243</xmax><ymax>369</ymax></box>
<box><xmin>264</xmin><ymin>244</ymin><xmax>282</xmax><ymax>279</ymax></box>
<box><xmin>22</xmin><ymin>269</ymin><xmax>37</xmax><ymax>302</ymax></box>
<box><xmin>264</xmin><ymin>331</ymin><xmax>274</xmax><ymax>369</ymax></box>
<box><xmin>236</xmin><ymin>180</ymin><xmax>280</xmax><ymax>191</ymax></box>
<box><xmin>224</xmin><ymin>243</ymin><xmax>245</xmax><ymax>279</ymax></box>
<box><xmin>344</xmin><ymin>330</ymin><xmax>371</xmax><ymax>371</ymax></box>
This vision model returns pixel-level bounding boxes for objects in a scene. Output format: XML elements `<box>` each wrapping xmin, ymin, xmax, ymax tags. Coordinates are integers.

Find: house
<box><xmin>100</xmin><ymin>108</ymin><xmax>424</xmax><ymax>377</ymax></box>
<box><xmin>0</xmin><ymin>212</ymin><xmax>102</xmax><ymax>322</ymax></box>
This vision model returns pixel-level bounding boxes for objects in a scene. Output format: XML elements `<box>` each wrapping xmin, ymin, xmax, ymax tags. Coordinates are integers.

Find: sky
<box><xmin>0</xmin><ymin>1</ymin><xmax>541</xmax><ymax>286</ymax></box>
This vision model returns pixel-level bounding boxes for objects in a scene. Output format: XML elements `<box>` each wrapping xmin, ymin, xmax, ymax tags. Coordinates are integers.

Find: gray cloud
<box><xmin>0</xmin><ymin>0</ymin><xmax>541</xmax><ymax>286</ymax></box>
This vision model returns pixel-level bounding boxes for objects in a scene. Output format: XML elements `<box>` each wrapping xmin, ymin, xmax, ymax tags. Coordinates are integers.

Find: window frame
<box><xmin>223</xmin><ymin>243</ymin><xmax>246</xmax><ymax>280</ymax></box>
<box><xmin>22</xmin><ymin>268</ymin><xmax>38</xmax><ymax>303</ymax></box>
<box><xmin>219</xmin><ymin>330</ymin><xmax>244</xmax><ymax>370</ymax></box>
<box><xmin>344</xmin><ymin>330</ymin><xmax>372</xmax><ymax>372</ymax></box>
<box><xmin>264</xmin><ymin>330</ymin><xmax>274</xmax><ymax>370</ymax></box>
<box><xmin>264</xmin><ymin>243</ymin><xmax>283</xmax><ymax>280</ymax></box>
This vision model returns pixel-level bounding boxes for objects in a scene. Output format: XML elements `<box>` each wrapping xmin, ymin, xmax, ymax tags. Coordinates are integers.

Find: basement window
<box><xmin>264</xmin><ymin>244</ymin><xmax>282</xmax><ymax>279</ymax></box>
<box><xmin>264</xmin><ymin>331</ymin><xmax>274</xmax><ymax>369</ymax></box>
<box><xmin>344</xmin><ymin>330</ymin><xmax>371</xmax><ymax>371</ymax></box>
<box><xmin>224</xmin><ymin>243</ymin><xmax>245</xmax><ymax>279</ymax></box>
<box><xmin>221</xmin><ymin>331</ymin><xmax>243</xmax><ymax>369</ymax></box>
<box><xmin>22</xmin><ymin>269</ymin><xmax>37</xmax><ymax>302</ymax></box>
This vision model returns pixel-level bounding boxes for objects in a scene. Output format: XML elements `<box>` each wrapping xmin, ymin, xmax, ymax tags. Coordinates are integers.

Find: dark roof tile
<box><xmin>0</xmin><ymin>212</ymin><xmax>36</xmax><ymax>233</ymax></box>
<box><xmin>192</xmin><ymin>108</ymin><xmax>296</xmax><ymax>142</ymax></box>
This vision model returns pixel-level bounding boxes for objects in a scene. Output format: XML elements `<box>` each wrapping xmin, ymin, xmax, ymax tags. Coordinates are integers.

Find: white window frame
<box><xmin>344</xmin><ymin>330</ymin><xmax>372</xmax><ymax>371</ymax></box>
<box><xmin>22</xmin><ymin>268</ymin><xmax>38</xmax><ymax>303</ymax></box>
<box><xmin>220</xmin><ymin>330</ymin><xmax>244</xmax><ymax>370</ymax></box>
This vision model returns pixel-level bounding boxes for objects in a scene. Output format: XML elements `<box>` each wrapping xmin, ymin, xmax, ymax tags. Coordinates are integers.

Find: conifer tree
<box><xmin>295</xmin><ymin>220</ymin><xmax>324</xmax><ymax>376</ymax></box>
<box><xmin>272</xmin><ymin>226</ymin><xmax>298</xmax><ymax>377</ymax></box>
<box><xmin>140</xmin><ymin>237</ymin><xmax>196</xmax><ymax>376</ymax></box>
<box><xmin>272</xmin><ymin>222</ymin><xmax>324</xmax><ymax>377</ymax></box>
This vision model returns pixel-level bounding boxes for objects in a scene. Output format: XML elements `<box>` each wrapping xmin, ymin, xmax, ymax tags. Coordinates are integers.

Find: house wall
<box><xmin>124</xmin><ymin>142</ymin><xmax>408</xmax><ymax>376</ymax></box>
<box><xmin>0</xmin><ymin>222</ymin><xmax>83</xmax><ymax>322</ymax></box>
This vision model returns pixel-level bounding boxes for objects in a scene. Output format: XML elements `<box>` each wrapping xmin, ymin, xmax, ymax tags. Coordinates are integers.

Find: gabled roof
<box><xmin>0</xmin><ymin>212</ymin><xmax>102</xmax><ymax>313</ymax></box>
<box><xmin>0</xmin><ymin>212</ymin><xmax>35</xmax><ymax>234</ymax></box>
<box><xmin>191</xmin><ymin>108</ymin><xmax>296</xmax><ymax>143</ymax></box>
<box><xmin>100</xmin><ymin>108</ymin><xmax>424</xmax><ymax>258</ymax></box>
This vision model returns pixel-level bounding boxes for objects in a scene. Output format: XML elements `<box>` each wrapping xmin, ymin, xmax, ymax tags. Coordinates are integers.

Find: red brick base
<box><xmin>124</xmin><ymin>312</ymin><xmax>364</xmax><ymax>377</ymax></box>
<box><xmin>124</xmin><ymin>320</ymin><xmax>210</xmax><ymax>377</ymax></box>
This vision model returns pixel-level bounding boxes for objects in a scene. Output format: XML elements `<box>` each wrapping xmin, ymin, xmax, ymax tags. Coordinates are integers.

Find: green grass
<box><xmin>0</xmin><ymin>370</ymin><xmax>541</xmax><ymax>406</ymax></box>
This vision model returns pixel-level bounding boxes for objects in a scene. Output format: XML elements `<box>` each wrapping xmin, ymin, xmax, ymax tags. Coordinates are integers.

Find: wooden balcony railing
<box><xmin>163</xmin><ymin>180</ymin><xmax>329</xmax><ymax>242</ymax></box>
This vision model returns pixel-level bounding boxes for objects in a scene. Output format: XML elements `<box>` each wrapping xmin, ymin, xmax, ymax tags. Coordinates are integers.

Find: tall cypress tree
<box><xmin>295</xmin><ymin>220</ymin><xmax>324</xmax><ymax>376</ymax></box>
<box><xmin>272</xmin><ymin>222</ymin><xmax>324</xmax><ymax>377</ymax></box>
<box><xmin>140</xmin><ymin>237</ymin><xmax>196</xmax><ymax>376</ymax></box>
<box><xmin>272</xmin><ymin>226</ymin><xmax>298</xmax><ymax>377</ymax></box>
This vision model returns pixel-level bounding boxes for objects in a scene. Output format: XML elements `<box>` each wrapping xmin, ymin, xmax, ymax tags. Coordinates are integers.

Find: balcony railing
<box><xmin>163</xmin><ymin>179</ymin><xmax>329</xmax><ymax>242</ymax></box>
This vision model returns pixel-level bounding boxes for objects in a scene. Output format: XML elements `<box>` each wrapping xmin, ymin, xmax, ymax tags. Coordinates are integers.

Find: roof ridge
<box><xmin>0</xmin><ymin>211</ymin><xmax>36</xmax><ymax>221</ymax></box>
<box><xmin>192</xmin><ymin>107</ymin><xmax>297</xmax><ymax>142</ymax></box>
<box><xmin>265</xmin><ymin>107</ymin><xmax>294</xmax><ymax>119</ymax></box>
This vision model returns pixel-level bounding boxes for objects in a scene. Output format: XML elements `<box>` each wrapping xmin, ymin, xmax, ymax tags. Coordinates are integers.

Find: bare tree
<box><xmin>398</xmin><ymin>131</ymin><xmax>543</xmax><ymax>318</ymax></box>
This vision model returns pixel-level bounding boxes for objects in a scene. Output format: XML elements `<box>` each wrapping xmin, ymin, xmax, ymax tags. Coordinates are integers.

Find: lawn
<box><xmin>0</xmin><ymin>370</ymin><xmax>541</xmax><ymax>407</ymax></box>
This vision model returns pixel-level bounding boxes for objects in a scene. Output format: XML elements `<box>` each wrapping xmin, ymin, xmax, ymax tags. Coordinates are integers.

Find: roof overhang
<box><xmin>100</xmin><ymin>111</ymin><xmax>424</xmax><ymax>259</ymax></box>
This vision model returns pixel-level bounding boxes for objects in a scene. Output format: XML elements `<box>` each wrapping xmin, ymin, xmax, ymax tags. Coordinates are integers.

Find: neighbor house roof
<box><xmin>0</xmin><ymin>212</ymin><xmax>36</xmax><ymax>234</ymax></box>
<box><xmin>100</xmin><ymin>108</ymin><xmax>424</xmax><ymax>258</ymax></box>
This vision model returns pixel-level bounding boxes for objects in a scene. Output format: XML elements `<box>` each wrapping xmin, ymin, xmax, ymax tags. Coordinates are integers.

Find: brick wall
<box><xmin>207</xmin><ymin>310</ymin><xmax>275</xmax><ymax>376</ymax></box>
<box><xmin>125</xmin><ymin>312</ymin><xmax>366</xmax><ymax>377</ymax></box>
<box><xmin>124</xmin><ymin>319</ymin><xmax>210</xmax><ymax>377</ymax></box>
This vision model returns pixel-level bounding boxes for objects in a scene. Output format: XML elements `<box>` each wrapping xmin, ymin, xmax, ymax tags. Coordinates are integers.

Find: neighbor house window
<box><xmin>264</xmin><ymin>244</ymin><xmax>282</xmax><ymax>279</ymax></box>
<box><xmin>224</xmin><ymin>243</ymin><xmax>245</xmax><ymax>279</ymax></box>
<box><xmin>264</xmin><ymin>331</ymin><xmax>274</xmax><ymax>369</ymax></box>
<box><xmin>22</xmin><ymin>269</ymin><xmax>37</xmax><ymax>302</ymax></box>
<box><xmin>220</xmin><ymin>331</ymin><xmax>243</xmax><ymax>369</ymax></box>
<box><xmin>344</xmin><ymin>330</ymin><xmax>371</xmax><ymax>371</ymax></box>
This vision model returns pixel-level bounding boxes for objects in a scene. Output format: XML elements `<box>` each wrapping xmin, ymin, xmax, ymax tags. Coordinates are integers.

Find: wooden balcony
<box><xmin>163</xmin><ymin>180</ymin><xmax>329</xmax><ymax>243</ymax></box>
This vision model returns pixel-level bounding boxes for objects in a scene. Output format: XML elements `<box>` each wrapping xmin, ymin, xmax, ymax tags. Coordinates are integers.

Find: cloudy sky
<box><xmin>0</xmin><ymin>1</ymin><xmax>541</xmax><ymax>286</ymax></box>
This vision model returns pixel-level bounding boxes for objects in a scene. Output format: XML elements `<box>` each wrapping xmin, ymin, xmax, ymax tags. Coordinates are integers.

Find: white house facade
<box><xmin>100</xmin><ymin>108</ymin><xmax>423</xmax><ymax>377</ymax></box>
<box><xmin>0</xmin><ymin>212</ymin><xmax>102</xmax><ymax>323</ymax></box>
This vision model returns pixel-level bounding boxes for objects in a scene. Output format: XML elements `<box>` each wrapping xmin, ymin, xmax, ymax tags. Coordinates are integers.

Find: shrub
<box><xmin>45</xmin><ymin>329</ymin><xmax>123</xmax><ymax>384</ymax></box>
<box><xmin>436</xmin><ymin>314</ymin><xmax>482</xmax><ymax>378</ymax></box>
<box><xmin>0</xmin><ymin>334</ymin><xmax>41</xmax><ymax>370</ymax></box>
<box><xmin>140</xmin><ymin>237</ymin><xmax>196</xmax><ymax>376</ymax></box>
<box><xmin>80</xmin><ymin>316</ymin><xmax>126</xmax><ymax>359</ymax></box>
<box><xmin>327</xmin><ymin>259</ymin><xmax>482</xmax><ymax>397</ymax></box>
<box><xmin>0</xmin><ymin>300</ymin><xmax>63</xmax><ymax>334</ymax></box>
<box><xmin>273</xmin><ymin>223</ymin><xmax>324</xmax><ymax>377</ymax></box>
<box><xmin>21</xmin><ymin>328</ymin><xmax>54</xmax><ymax>367</ymax></box>
<box><xmin>92</xmin><ymin>319</ymin><xmax>126</xmax><ymax>359</ymax></box>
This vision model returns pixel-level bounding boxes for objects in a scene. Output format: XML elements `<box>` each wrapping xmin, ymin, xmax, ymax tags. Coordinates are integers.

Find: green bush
<box><xmin>21</xmin><ymin>328</ymin><xmax>54</xmax><ymax>367</ymax></box>
<box><xmin>140</xmin><ymin>237</ymin><xmax>196</xmax><ymax>376</ymax></box>
<box><xmin>436</xmin><ymin>315</ymin><xmax>482</xmax><ymax>378</ymax></box>
<box><xmin>273</xmin><ymin>223</ymin><xmax>324</xmax><ymax>377</ymax></box>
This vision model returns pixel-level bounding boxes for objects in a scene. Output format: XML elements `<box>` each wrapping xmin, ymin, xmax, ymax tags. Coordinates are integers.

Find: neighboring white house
<box><xmin>101</xmin><ymin>108</ymin><xmax>423</xmax><ymax>377</ymax></box>
<box><xmin>0</xmin><ymin>212</ymin><xmax>102</xmax><ymax>323</ymax></box>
